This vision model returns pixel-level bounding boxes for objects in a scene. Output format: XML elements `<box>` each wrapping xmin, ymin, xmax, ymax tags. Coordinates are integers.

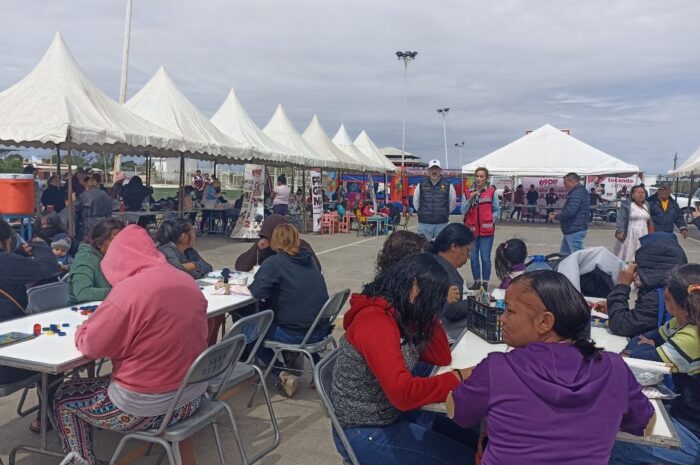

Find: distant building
<box><xmin>379</xmin><ymin>146</ymin><xmax>428</xmax><ymax>168</ymax></box>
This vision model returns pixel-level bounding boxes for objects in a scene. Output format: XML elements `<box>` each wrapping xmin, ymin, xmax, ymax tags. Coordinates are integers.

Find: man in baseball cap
<box><xmin>648</xmin><ymin>181</ymin><xmax>688</xmax><ymax>239</ymax></box>
<box><xmin>412</xmin><ymin>159</ymin><xmax>456</xmax><ymax>240</ymax></box>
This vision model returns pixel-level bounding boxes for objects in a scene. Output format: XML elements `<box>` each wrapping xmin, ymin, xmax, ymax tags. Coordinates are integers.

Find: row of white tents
<box><xmin>0</xmin><ymin>33</ymin><xmax>396</xmax><ymax>173</ymax></box>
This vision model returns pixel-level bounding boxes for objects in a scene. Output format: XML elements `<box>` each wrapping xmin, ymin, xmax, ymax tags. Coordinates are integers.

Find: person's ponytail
<box><xmin>573</xmin><ymin>336</ymin><xmax>603</xmax><ymax>361</ymax></box>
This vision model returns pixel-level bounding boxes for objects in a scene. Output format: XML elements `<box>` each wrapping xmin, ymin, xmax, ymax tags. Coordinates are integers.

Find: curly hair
<box><xmin>376</xmin><ymin>230</ymin><xmax>429</xmax><ymax>273</ymax></box>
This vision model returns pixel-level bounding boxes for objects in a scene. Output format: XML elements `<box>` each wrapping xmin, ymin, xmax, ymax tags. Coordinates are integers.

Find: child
<box><xmin>51</xmin><ymin>238</ymin><xmax>73</xmax><ymax>273</ymax></box>
<box><xmin>494</xmin><ymin>239</ymin><xmax>527</xmax><ymax>289</ymax></box>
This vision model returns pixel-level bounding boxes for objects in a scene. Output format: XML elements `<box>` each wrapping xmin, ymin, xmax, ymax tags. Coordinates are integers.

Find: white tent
<box><xmin>211</xmin><ymin>88</ymin><xmax>309</xmax><ymax>166</ymax></box>
<box><xmin>462</xmin><ymin>124</ymin><xmax>639</xmax><ymax>177</ymax></box>
<box><xmin>302</xmin><ymin>115</ymin><xmax>362</xmax><ymax>171</ymax></box>
<box><xmin>0</xmin><ymin>32</ymin><xmax>183</xmax><ymax>155</ymax></box>
<box><xmin>125</xmin><ymin>67</ymin><xmax>251</xmax><ymax>161</ymax></box>
<box><xmin>333</xmin><ymin>124</ymin><xmax>384</xmax><ymax>172</ymax></box>
<box><xmin>263</xmin><ymin>104</ymin><xmax>337</xmax><ymax>169</ymax></box>
<box><xmin>668</xmin><ymin>146</ymin><xmax>700</xmax><ymax>176</ymax></box>
<box><xmin>354</xmin><ymin>130</ymin><xmax>396</xmax><ymax>172</ymax></box>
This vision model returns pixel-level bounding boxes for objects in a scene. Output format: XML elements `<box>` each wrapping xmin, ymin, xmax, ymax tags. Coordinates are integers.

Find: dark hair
<box><xmin>185</xmin><ymin>185</ymin><xmax>195</xmax><ymax>194</ymax></box>
<box><xmin>34</xmin><ymin>212</ymin><xmax>66</xmax><ymax>240</ymax></box>
<box><xmin>563</xmin><ymin>172</ymin><xmax>580</xmax><ymax>183</ymax></box>
<box><xmin>128</xmin><ymin>175</ymin><xmax>143</xmax><ymax>187</ymax></box>
<box><xmin>666</xmin><ymin>264</ymin><xmax>700</xmax><ymax>326</ymax></box>
<box><xmin>157</xmin><ymin>218</ymin><xmax>193</xmax><ymax>245</ymax></box>
<box><xmin>89</xmin><ymin>218</ymin><xmax>125</xmax><ymax>249</ymax></box>
<box><xmin>92</xmin><ymin>173</ymin><xmax>102</xmax><ymax>184</ymax></box>
<box><xmin>432</xmin><ymin>223</ymin><xmax>474</xmax><ymax>254</ymax></box>
<box><xmin>22</xmin><ymin>165</ymin><xmax>36</xmax><ymax>174</ymax></box>
<box><xmin>511</xmin><ymin>270</ymin><xmax>602</xmax><ymax>360</ymax></box>
<box><xmin>376</xmin><ymin>230</ymin><xmax>429</xmax><ymax>273</ymax></box>
<box><xmin>277</xmin><ymin>174</ymin><xmax>287</xmax><ymax>184</ymax></box>
<box><xmin>495</xmin><ymin>239</ymin><xmax>528</xmax><ymax>280</ymax></box>
<box><xmin>363</xmin><ymin>253</ymin><xmax>449</xmax><ymax>349</ymax></box>
<box><xmin>0</xmin><ymin>218</ymin><xmax>13</xmax><ymax>243</ymax></box>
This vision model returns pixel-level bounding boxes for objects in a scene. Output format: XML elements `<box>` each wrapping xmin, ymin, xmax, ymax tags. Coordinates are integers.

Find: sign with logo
<box><xmin>230</xmin><ymin>164</ymin><xmax>265</xmax><ymax>239</ymax></box>
<box><xmin>310</xmin><ymin>169</ymin><xmax>323</xmax><ymax>232</ymax></box>
<box><xmin>586</xmin><ymin>175</ymin><xmax>642</xmax><ymax>202</ymax></box>
<box><xmin>521</xmin><ymin>177</ymin><xmax>568</xmax><ymax>200</ymax></box>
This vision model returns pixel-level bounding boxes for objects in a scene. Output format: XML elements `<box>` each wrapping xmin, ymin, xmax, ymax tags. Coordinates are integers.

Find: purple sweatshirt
<box><xmin>451</xmin><ymin>342</ymin><xmax>653</xmax><ymax>465</ymax></box>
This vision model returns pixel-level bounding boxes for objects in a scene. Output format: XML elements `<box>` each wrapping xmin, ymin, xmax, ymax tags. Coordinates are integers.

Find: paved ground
<box><xmin>2</xmin><ymin>217</ymin><xmax>700</xmax><ymax>464</ymax></box>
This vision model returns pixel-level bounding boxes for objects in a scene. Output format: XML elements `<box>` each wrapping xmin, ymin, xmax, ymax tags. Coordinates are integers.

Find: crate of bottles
<box><xmin>466</xmin><ymin>297</ymin><xmax>504</xmax><ymax>344</ymax></box>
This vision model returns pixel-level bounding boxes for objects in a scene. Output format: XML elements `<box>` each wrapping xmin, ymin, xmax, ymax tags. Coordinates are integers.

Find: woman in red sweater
<box><xmin>330</xmin><ymin>253</ymin><xmax>476</xmax><ymax>465</ymax></box>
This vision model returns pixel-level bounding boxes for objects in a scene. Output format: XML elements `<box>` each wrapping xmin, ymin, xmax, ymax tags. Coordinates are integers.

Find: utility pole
<box><xmin>395</xmin><ymin>51</ymin><xmax>418</xmax><ymax>168</ymax></box>
<box><xmin>113</xmin><ymin>0</ymin><xmax>133</xmax><ymax>178</ymax></box>
<box><xmin>454</xmin><ymin>141</ymin><xmax>465</xmax><ymax>169</ymax></box>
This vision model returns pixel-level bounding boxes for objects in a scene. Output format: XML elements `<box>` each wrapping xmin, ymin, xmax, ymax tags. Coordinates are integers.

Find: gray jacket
<box><xmin>158</xmin><ymin>243</ymin><xmax>213</xmax><ymax>279</ymax></box>
<box><xmin>615</xmin><ymin>200</ymin><xmax>651</xmax><ymax>239</ymax></box>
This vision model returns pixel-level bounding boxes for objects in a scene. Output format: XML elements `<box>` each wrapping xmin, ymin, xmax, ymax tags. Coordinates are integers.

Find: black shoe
<box><xmin>468</xmin><ymin>281</ymin><xmax>482</xmax><ymax>291</ymax></box>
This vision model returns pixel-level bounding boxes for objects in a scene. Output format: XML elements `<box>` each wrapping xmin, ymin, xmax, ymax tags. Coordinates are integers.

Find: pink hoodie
<box><xmin>75</xmin><ymin>225</ymin><xmax>208</xmax><ymax>393</ymax></box>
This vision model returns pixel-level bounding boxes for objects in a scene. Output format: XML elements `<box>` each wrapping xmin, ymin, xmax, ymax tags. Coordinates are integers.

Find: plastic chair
<box><xmin>248</xmin><ymin>289</ymin><xmax>351</xmax><ymax>406</ymax></box>
<box><xmin>25</xmin><ymin>281</ymin><xmax>69</xmax><ymax>314</ymax></box>
<box><xmin>320</xmin><ymin>214</ymin><xmax>334</xmax><ymax>235</ymax></box>
<box><xmin>354</xmin><ymin>210</ymin><xmax>370</xmax><ymax>237</ymax></box>
<box><xmin>314</xmin><ymin>350</ymin><xmax>361</xmax><ymax>465</ymax></box>
<box><xmin>110</xmin><ymin>335</ymin><xmax>248</xmax><ymax>465</ymax></box>
<box><xmin>338</xmin><ymin>213</ymin><xmax>351</xmax><ymax>234</ymax></box>
<box><xmin>208</xmin><ymin>310</ymin><xmax>280</xmax><ymax>464</ymax></box>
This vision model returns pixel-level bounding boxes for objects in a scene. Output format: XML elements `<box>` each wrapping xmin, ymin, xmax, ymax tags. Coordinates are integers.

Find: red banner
<box><xmin>390</xmin><ymin>169</ymin><xmax>408</xmax><ymax>203</ymax></box>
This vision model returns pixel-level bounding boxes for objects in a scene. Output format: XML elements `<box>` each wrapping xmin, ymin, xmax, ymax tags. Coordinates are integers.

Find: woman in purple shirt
<box><xmin>447</xmin><ymin>270</ymin><xmax>655</xmax><ymax>465</ymax></box>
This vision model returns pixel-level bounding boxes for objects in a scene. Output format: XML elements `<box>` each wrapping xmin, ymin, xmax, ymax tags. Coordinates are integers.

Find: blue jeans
<box><xmin>471</xmin><ymin>235</ymin><xmax>495</xmax><ymax>282</ymax></box>
<box><xmin>333</xmin><ymin>410</ymin><xmax>477</xmax><ymax>465</ymax></box>
<box><xmin>418</xmin><ymin>222</ymin><xmax>448</xmax><ymax>241</ymax></box>
<box><xmin>255</xmin><ymin>322</ymin><xmax>328</xmax><ymax>377</ymax></box>
<box><xmin>609</xmin><ymin>415</ymin><xmax>700</xmax><ymax>464</ymax></box>
<box><xmin>560</xmin><ymin>229</ymin><xmax>587</xmax><ymax>255</ymax></box>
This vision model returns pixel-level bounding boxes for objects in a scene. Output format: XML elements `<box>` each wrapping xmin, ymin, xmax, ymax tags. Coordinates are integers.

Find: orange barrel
<box><xmin>0</xmin><ymin>174</ymin><xmax>35</xmax><ymax>215</ymax></box>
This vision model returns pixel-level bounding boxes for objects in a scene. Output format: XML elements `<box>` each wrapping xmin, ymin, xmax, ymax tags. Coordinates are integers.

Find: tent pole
<box><xmin>65</xmin><ymin>134</ymin><xmax>74</xmax><ymax>237</ymax></box>
<box><xmin>213</xmin><ymin>160</ymin><xmax>218</xmax><ymax>177</ymax></box>
<box><xmin>56</xmin><ymin>144</ymin><xmax>62</xmax><ymax>181</ymax></box>
<box><xmin>178</xmin><ymin>153</ymin><xmax>185</xmax><ymax>218</ymax></box>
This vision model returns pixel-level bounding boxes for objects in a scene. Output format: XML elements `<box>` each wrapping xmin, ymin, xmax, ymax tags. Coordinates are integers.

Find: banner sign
<box><xmin>390</xmin><ymin>169</ymin><xmax>407</xmax><ymax>203</ymax></box>
<box><xmin>492</xmin><ymin>176</ymin><xmax>514</xmax><ymax>191</ymax></box>
<box><xmin>311</xmin><ymin>169</ymin><xmax>323</xmax><ymax>232</ymax></box>
<box><xmin>585</xmin><ymin>175</ymin><xmax>642</xmax><ymax>202</ymax></box>
<box><xmin>521</xmin><ymin>177</ymin><xmax>568</xmax><ymax>200</ymax></box>
<box><xmin>230</xmin><ymin>164</ymin><xmax>265</xmax><ymax>239</ymax></box>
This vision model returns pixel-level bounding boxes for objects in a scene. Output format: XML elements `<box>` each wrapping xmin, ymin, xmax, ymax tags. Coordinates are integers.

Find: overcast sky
<box><xmin>2</xmin><ymin>0</ymin><xmax>699</xmax><ymax>175</ymax></box>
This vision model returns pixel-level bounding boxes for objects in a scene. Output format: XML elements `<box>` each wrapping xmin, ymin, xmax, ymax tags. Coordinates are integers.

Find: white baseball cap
<box><xmin>428</xmin><ymin>159</ymin><xmax>441</xmax><ymax>169</ymax></box>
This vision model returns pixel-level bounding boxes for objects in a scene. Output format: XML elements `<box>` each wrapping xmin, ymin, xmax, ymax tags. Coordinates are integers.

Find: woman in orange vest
<box><xmin>462</xmin><ymin>167</ymin><xmax>500</xmax><ymax>290</ymax></box>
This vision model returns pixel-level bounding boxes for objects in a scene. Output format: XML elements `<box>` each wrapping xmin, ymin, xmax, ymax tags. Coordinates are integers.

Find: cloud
<box><xmin>1</xmin><ymin>0</ymin><xmax>699</xmax><ymax>174</ymax></box>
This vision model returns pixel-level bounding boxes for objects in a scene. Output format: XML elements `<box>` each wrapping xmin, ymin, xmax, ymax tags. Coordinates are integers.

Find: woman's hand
<box><xmin>638</xmin><ymin>336</ymin><xmax>656</xmax><ymax>347</ymax></box>
<box><xmin>470</xmin><ymin>191</ymin><xmax>479</xmax><ymax>199</ymax></box>
<box><xmin>182</xmin><ymin>262</ymin><xmax>197</xmax><ymax>271</ymax></box>
<box><xmin>590</xmin><ymin>300</ymin><xmax>608</xmax><ymax>314</ymax></box>
<box><xmin>447</xmin><ymin>285</ymin><xmax>461</xmax><ymax>304</ymax></box>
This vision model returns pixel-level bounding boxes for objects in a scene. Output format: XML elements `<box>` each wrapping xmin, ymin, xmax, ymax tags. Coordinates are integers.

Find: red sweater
<box><xmin>343</xmin><ymin>294</ymin><xmax>459</xmax><ymax>411</ymax></box>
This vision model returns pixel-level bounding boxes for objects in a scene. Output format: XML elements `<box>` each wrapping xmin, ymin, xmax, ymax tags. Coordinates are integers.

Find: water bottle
<box><xmin>525</xmin><ymin>255</ymin><xmax>551</xmax><ymax>273</ymax></box>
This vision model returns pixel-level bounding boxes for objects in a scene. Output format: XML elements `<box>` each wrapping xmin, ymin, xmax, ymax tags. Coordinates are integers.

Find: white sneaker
<box><xmin>278</xmin><ymin>371</ymin><xmax>299</xmax><ymax>398</ymax></box>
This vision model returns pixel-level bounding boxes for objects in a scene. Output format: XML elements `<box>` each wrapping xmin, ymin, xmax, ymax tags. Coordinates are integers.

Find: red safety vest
<box><xmin>464</xmin><ymin>186</ymin><xmax>496</xmax><ymax>237</ymax></box>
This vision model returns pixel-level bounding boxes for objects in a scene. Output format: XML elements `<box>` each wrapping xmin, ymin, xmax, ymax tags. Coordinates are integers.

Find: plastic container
<box><xmin>0</xmin><ymin>174</ymin><xmax>35</xmax><ymax>215</ymax></box>
<box><xmin>525</xmin><ymin>255</ymin><xmax>552</xmax><ymax>273</ymax></box>
<box><xmin>466</xmin><ymin>297</ymin><xmax>504</xmax><ymax>344</ymax></box>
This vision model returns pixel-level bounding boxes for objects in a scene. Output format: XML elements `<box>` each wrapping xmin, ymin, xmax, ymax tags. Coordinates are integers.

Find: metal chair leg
<box><xmin>16</xmin><ymin>386</ymin><xmax>39</xmax><ymax>417</ymax></box>
<box><xmin>247</xmin><ymin>348</ymin><xmax>280</xmax><ymax>408</ymax></box>
<box><xmin>211</xmin><ymin>423</ymin><xmax>228</xmax><ymax>465</ymax></box>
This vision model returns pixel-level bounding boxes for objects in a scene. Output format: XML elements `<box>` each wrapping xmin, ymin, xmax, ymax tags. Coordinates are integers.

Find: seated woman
<box><xmin>432</xmin><ymin>224</ymin><xmax>474</xmax><ymax>323</ymax></box>
<box><xmin>68</xmin><ymin>218</ymin><xmax>124</xmax><ymax>304</ymax></box>
<box><xmin>249</xmin><ymin>224</ymin><xmax>329</xmax><ymax>398</ymax></box>
<box><xmin>448</xmin><ymin>270</ymin><xmax>655</xmax><ymax>465</ymax></box>
<box><xmin>157</xmin><ymin>218</ymin><xmax>213</xmax><ymax>280</ymax></box>
<box><xmin>53</xmin><ymin>225</ymin><xmax>208</xmax><ymax>465</ymax></box>
<box><xmin>611</xmin><ymin>264</ymin><xmax>700</xmax><ymax>465</ymax></box>
<box><xmin>34</xmin><ymin>211</ymin><xmax>78</xmax><ymax>257</ymax></box>
<box><xmin>376</xmin><ymin>230</ymin><xmax>429</xmax><ymax>274</ymax></box>
<box><xmin>330</xmin><ymin>253</ymin><xmax>476</xmax><ymax>465</ymax></box>
<box><xmin>606</xmin><ymin>233</ymin><xmax>687</xmax><ymax>337</ymax></box>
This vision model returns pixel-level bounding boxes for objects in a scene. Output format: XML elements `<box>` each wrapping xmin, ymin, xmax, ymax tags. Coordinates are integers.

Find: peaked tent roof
<box><xmin>668</xmin><ymin>146</ymin><xmax>700</xmax><ymax>176</ymax></box>
<box><xmin>302</xmin><ymin>115</ymin><xmax>362</xmax><ymax>171</ymax></box>
<box><xmin>211</xmin><ymin>88</ymin><xmax>309</xmax><ymax>166</ymax></box>
<box><xmin>125</xmin><ymin>67</ymin><xmax>251</xmax><ymax>161</ymax></box>
<box><xmin>332</xmin><ymin>124</ymin><xmax>383</xmax><ymax>172</ymax></box>
<box><xmin>0</xmin><ymin>32</ymin><xmax>183</xmax><ymax>155</ymax></box>
<box><xmin>462</xmin><ymin>124</ymin><xmax>639</xmax><ymax>177</ymax></box>
<box><xmin>354</xmin><ymin>130</ymin><xmax>396</xmax><ymax>172</ymax></box>
<box><xmin>263</xmin><ymin>104</ymin><xmax>336</xmax><ymax>169</ymax></box>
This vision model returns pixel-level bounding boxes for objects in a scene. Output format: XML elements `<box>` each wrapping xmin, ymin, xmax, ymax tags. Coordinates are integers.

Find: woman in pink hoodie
<box><xmin>52</xmin><ymin>225</ymin><xmax>209</xmax><ymax>464</ymax></box>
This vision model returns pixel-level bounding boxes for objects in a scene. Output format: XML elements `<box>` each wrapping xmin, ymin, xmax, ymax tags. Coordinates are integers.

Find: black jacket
<box><xmin>249</xmin><ymin>249</ymin><xmax>329</xmax><ymax>334</ymax></box>
<box><xmin>119</xmin><ymin>181</ymin><xmax>153</xmax><ymax>211</ymax></box>
<box><xmin>607</xmin><ymin>238</ymin><xmax>687</xmax><ymax>337</ymax></box>
<box><xmin>647</xmin><ymin>193</ymin><xmax>687</xmax><ymax>233</ymax></box>
<box><xmin>41</xmin><ymin>185</ymin><xmax>66</xmax><ymax>212</ymax></box>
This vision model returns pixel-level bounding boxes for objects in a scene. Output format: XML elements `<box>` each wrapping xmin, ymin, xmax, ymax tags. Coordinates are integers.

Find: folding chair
<box><xmin>314</xmin><ymin>350</ymin><xmax>361</xmax><ymax>465</ymax></box>
<box><xmin>110</xmin><ymin>335</ymin><xmax>247</xmax><ymax>465</ymax></box>
<box><xmin>248</xmin><ymin>289</ymin><xmax>351</xmax><ymax>406</ymax></box>
<box><xmin>208</xmin><ymin>310</ymin><xmax>280</xmax><ymax>464</ymax></box>
<box><xmin>0</xmin><ymin>374</ymin><xmax>41</xmax><ymax>419</ymax></box>
<box><xmin>25</xmin><ymin>281</ymin><xmax>69</xmax><ymax>314</ymax></box>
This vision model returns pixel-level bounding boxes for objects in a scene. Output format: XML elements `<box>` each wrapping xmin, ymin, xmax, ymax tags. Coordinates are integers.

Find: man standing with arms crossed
<box><xmin>550</xmin><ymin>172</ymin><xmax>590</xmax><ymax>254</ymax></box>
<box><xmin>412</xmin><ymin>159</ymin><xmax>456</xmax><ymax>241</ymax></box>
<box><xmin>648</xmin><ymin>181</ymin><xmax>688</xmax><ymax>239</ymax></box>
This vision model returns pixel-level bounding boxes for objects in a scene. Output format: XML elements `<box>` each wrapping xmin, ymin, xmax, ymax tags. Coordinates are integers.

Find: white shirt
<box><xmin>412</xmin><ymin>180</ymin><xmax>457</xmax><ymax>213</ymax></box>
<box><xmin>273</xmin><ymin>185</ymin><xmax>291</xmax><ymax>206</ymax></box>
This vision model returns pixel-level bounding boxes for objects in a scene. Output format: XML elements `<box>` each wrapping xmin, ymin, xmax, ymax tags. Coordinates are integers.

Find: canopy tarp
<box><xmin>302</xmin><ymin>115</ymin><xmax>362</xmax><ymax>171</ymax></box>
<box><xmin>354</xmin><ymin>130</ymin><xmax>396</xmax><ymax>172</ymax></box>
<box><xmin>462</xmin><ymin>124</ymin><xmax>639</xmax><ymax>177</ymax></box>
<box><xmin>211</xmin><ymin>88</ymin><xmax>310</xmax><ymax>167</ymax></box>
<box><xmin>668</xmin><ymin>146</ymin><xmax>700</xmax><ymax>176</ymax></box>
<box><xmin>333</xmin><ymin>124</ymin><xmax>384</xmax><ymax>172</ymax></box>
<box><xmin>263</xmin><ymin>104</ymin><xmax>338</xmax><ymax>169</ymax></box>
<box><xmin>125</xmin><ymin>67</ymin><xmax>252</xmax><ymax>161</ymax></box>
<box><xmin>0</xmin><ymin>32</ymin><xmax>183</xmax><ymax>155</ymax></box>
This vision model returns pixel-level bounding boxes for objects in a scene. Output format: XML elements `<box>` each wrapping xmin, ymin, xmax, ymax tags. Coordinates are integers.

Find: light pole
<box><xmin>113</xmin><ymin>0</ymin><xmax>133</xmax><ymax>177</ymax></box>
<box><xmin>437</xmin><ymin>108</ymin><xmax>450</xmax><ymax>169</ymax></box>
<box><xmin>454</xmin><ymin>141</ymin><xmax>465</xmax><ymax>169</ymax></box>
<box><xmin>396</xmin><ymin>51</ymin><xmax>418</xmax><ymax>168</ymax></box>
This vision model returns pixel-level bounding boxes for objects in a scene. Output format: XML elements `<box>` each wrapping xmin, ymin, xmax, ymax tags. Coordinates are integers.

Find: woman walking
<box><xmin>614</xmin><ymin>185</ymin><xmax>655</xmax><ymax>263</ymax></box>
<box><xmin>463</xmin><ymin>167</ymin><xmax>500</xmax><ymax>290</ymax></box>
<box><xmin>271</xmin><ymin>174</ymin><xmax>290</xmax><ymax>217</ymax></box>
